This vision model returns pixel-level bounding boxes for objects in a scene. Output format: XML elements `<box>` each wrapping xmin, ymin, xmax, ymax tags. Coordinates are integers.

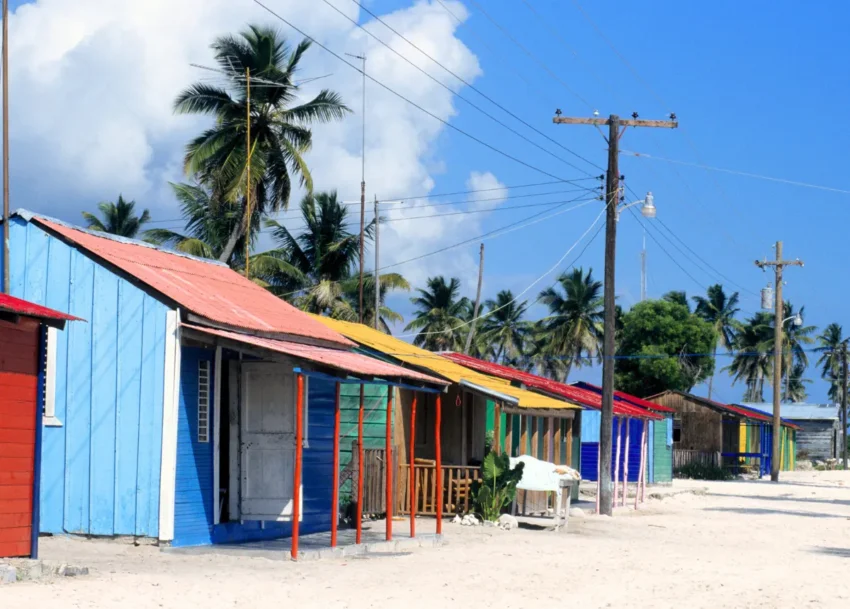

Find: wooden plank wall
<box><xmin>6</xmin><ymin>218</ymin><xmax>169</xmax><ymax>538</ymax></box>
<box><xmin>0</xmin><ymin>318</ymin><xmax>39</xmax><ymax>557</ymax></box>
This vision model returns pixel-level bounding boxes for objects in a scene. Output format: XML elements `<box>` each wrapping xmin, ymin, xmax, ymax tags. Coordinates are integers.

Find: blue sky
<box><xmin>7</xmin><ymin>0</ymin><xmax>849</xmax><ymax>403</ymax></box>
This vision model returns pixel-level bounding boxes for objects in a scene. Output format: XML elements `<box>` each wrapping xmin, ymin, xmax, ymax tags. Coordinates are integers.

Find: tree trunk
<box><xmin>218</xmin><ymin>220</ymin><xmax>243</xmax><ymax>264</ymax></box>
<box><xmin>707</xmin><ymin>345</ymin><xmax>717</xmax><ymax>400</ymax></box>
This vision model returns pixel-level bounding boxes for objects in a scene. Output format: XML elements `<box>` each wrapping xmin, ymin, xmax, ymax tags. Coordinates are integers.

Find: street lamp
<box><xmin>785</xmin><ymin>313</ymin><xmax>803</xmax><ymax>327</ymax></box>
<box><xmin>616</xmin><ymin>191</ymin><xmax>656</xmax><ymax>222</ymax></box>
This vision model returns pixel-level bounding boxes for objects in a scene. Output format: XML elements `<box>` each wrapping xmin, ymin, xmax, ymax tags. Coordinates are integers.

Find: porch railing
<box><xmin>673</xmin><ymin>449</ymin><xmax>720</xmax><ymax>470</ymax></box>
<box><xmin>396</xmin><ymin>461</ymin><xmax>481</xmax><ymax>516</ymax></box>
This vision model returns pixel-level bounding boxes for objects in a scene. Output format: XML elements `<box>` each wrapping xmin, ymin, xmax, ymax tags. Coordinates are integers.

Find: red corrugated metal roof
<box><xmin>33</xmin><ymin>217</ymin><xmax>352</xmax><ymax>347</ymax></box>
<box><xmin>441</xmin><ymin>352</ymin><xmax>661</xmax><ymax>420</ymax></box>
<box><xmin>573</xmin><ymin>381</ymin><xmax>676</xmax><ymax>414</ymax></box>
<box><xmin>183</xmin><ymin>324</ymin><xmax>449</xmax><ymax>386</ymax></box>
<box><xmin>0</xmin><ymin>292</ymin><xmax>82</xmax><ymax>322</ymax></box>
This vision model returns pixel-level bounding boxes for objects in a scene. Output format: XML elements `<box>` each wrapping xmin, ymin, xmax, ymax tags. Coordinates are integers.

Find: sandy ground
<box><xmin>3</xmin><ymin>470</ymin><xmax>850</xmax><ymax>608</ymax></box>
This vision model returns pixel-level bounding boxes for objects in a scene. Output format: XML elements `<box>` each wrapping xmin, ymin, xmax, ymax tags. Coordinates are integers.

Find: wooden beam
<box><xmin>531</xmin><ymin>417</ymin><xmax>539</xmax><ymax>458</ymax></box>
<box><xmin>505</xmin><ymin>413</ymin><xmax>513</xmax><ymax>457</ymax></box>
<box><xmin>552</xmin><ymin>116</ymin><xmax>678</xmax><ymax>128</ymax></box>
<box><xmin>553</xmin><ymin>418</ymin><xmax>562</xmax><ymax>464</ymax></box>
<box><xmin>519</xmin><ymin>416</ymin><xmax>528</xmax><ymax>456</ymax></box>
<box><xmin>566</xmin><ymin>418</ymin><xmax>573</xmax><ymax>466</ymax></box>
<box><xmin>493</xmin><ymin>402</ymin><xmax>502</xmax><ymax>454</ymax></box>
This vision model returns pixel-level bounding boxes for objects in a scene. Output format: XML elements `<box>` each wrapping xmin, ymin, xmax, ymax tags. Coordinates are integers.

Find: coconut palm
<box><xmin>476</xmin><ymin>290</ymin><xmax>533</xmax><ymax>363</ymax></box>
<box><xmin>82</xmin><ymin>195</ymin><xmax>150</xmax><ymax>238</ymax></box>
<box><xmin>816</xmin><ymin>323</ymin><xmax>847</xmax><ymax>404</ymax></box>
<box><xmin>786</xmin><ymin>361</ymin><xmax>811</xmax><ymax>403</ymax></box>
<box><xmin>693</xmin><ymin>284</ymin><xmax>741</xmax><ymax>399</ymax></box>
<box><xmin>405</xmin><ymin>277</ymin><xmax>472</xmax><ymax>351</ymax></box>
<box><xmin>663</xmin><ymin>290</ymin><xmax>690</xmax><ymax>312</ymax></box>
<box><xmin>779</xmin><ymin>302</ymin><xmax>816</xmax><ymax>401</ymax></box>
<box><xmin>175</xmin><ymin>25</ymin><xmax>350</xmax><ymax>264</ymax></box>
<box><xmin>341</xmin><ymin>273</ymin><xmax>411</xmax><ymax>334</ymax></box>
<box><xmin>143</xmin><ymin>182</ymin><xmax>260</xmax><ymax>264</ymax></box>
<box><xmin>724</xmin><ymin>312</ymin><xmax>773</xmax><ymax>402</ymax></box>
<box><xmin>536</xmin><ymin>267</ymin><xmax>603</xmax><ymax>381</ymax></box>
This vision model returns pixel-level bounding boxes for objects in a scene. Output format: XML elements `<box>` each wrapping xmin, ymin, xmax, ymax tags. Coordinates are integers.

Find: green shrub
<box><xmin>674</xmin><ymin>462</ymin><xmax>732</xmax><ymax>481</ymax></box>
<box><xmin>471</xmin><ymin>452</ymin><xmax>524</xmax><ymax>521</ymax></box>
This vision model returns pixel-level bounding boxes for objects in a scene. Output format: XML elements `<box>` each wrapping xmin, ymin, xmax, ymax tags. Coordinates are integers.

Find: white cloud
<box><xmin>7</xmin><ymin>0</ymin><xmax>508</xmax><ymax>291</ymax></box>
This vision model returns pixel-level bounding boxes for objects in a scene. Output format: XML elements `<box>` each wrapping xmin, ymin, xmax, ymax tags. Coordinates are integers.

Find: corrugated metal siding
<box><xmin>6</xmin><ymin>218</ymin><xmax>167</xmax><ymax>537</ymax></box>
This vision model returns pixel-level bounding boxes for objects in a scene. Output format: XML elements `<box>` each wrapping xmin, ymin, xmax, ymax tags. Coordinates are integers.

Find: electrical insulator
<box><xmin>761</xmin><ymin>284</ymin><xmax>774</xmax><ymax>310</ymax></box>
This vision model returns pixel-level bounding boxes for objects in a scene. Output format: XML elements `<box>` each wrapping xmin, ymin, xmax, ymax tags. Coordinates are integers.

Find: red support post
<box><xmin>356</xmin><ymin>384</ymin><xmax>365</xmax><ymax>545</ymax></box>
<box><xmin>435</xmin><ymin>393</ymin><xmax>443</xmax><ymax>535</ymax></box>
<box><xmin>409</xmin><ymin>393</ymin><xmax>417</xmax><ymax>538</ymax></box>
<box><xmin>385</xmin><ymin>388</ymin><xmax>394</xmax><ymax>541</ymax></box>
<box><xmin>291</xmin><ymin>373</ymin><xmax>304</xmax><ymax>560</ymax></box>
<box><xmin>331</xmin><ymin>382</ymin><xmax>341</xmax><ymax>548</ymax></box>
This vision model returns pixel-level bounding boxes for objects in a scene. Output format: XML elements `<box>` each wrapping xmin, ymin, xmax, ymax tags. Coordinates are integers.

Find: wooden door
<box><xmin>0</xmin><ymin>319</ymin><xmax>39</xmax><ymax>557</ymax></box>
<box><xmin>239</xmin><ymin>363</ymin><xmax>300</xmax><ymax>521</ymax></box>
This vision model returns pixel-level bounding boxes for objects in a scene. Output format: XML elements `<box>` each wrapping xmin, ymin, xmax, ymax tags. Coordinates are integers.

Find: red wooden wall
<box><xmin>0</xmin><ymin>317</ymin><xmax>39</xmax><ymax>557</ymax></box>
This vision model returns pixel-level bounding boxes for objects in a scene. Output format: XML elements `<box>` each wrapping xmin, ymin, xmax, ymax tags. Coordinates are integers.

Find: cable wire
<box><xmin>251</xmin><ymin>0</ymin><xmax>586</xmax><ymax>184</ymax></box>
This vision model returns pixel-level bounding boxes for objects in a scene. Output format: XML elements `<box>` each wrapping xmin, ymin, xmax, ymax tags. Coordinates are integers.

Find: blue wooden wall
<box><xmin>172</xmin><ymin>353</ymin><xmax>337</xmax><ymax>547</ymax></box>
<box><xmin>2</xmin><ymin>218</ymin><xmax>169</xmax><ymax>537</ymax></box>
<box><xmin>580</xmin><ymin>410</ymin><xmax>645</xmax><ymax>482</ymax></box>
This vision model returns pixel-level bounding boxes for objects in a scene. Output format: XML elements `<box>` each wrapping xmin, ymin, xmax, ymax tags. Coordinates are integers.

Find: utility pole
<box><xmin>373</xmin><ymin>195</ymin><xmax>380</xmax><ymax>330</ymax></box>
<box><xmin>347</xmin><ymin>53</ymin><xmax>367</xmax><ymax>324</ymax></box>
<box><xmin>640</xmin><ymin>230</ymin><xmax>647</xmax><ymax>302</ymax></box>
<box><xmin>463</xmin><ymin>243</ymin><xmax>485</xmax><ymax>355</ymax></box>
<box><xmin>2</xmin><ymin>0</ymin><xmax>9</xmax><ymax>294</ymax></box>
<box><xmin>553</xmin><ymin>112</ymin><xmax>677</xmax><ymax>515</ymax></box>
<box><xmin>755</xmin><ymin>241</ymin><xmax>803</xmax><ymax>482</ymax></box>
<box><xmin>244</xmin><ymin>67</ymin><xmax>252</xmax><ymax>278</ymax></box>
<box><xmin>842</xmin><ymin>344</ymin><xmax>848</xmax><ymax>470</ymax></box>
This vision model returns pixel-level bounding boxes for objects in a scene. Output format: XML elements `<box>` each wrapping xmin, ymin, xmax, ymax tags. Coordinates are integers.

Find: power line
<box><xmin>623</xmin><ymin>150</ymin><xmax>850</xmax><ymax>195</ymax></box>
<box><xmin>273</xmin><ymin>195</ymin><xmax>601</xmax><ymax>300</ymax></box>
<box><xmin>397</xmin><ymin>200</ymin><xmax>609</xmax><ymax>339</ymax></box>
<box><xmin>465</xmin><ymin>0</ymin><xmax>595</xmax><ymax>113</ymax></box>
<box><xmin>145</xmin><ymin>188</ymin><xmax>601</xmax><ymax>228</ymax></box>
<box><xmin>251</xmin><ymin>0</ymin><xmax>589</xmax><ymax>185</ymax></box>
<box><xmin>338</xmin><ymin>0</ymin><xmax>602</xmax><ymax>175</ymax></box>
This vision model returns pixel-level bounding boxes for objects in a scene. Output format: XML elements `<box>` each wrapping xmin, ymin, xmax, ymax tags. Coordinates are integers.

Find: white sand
<box><xmin>4</xmin><ymin>470</ymin><xmax>850</xmax><ymax>608</ymax></box>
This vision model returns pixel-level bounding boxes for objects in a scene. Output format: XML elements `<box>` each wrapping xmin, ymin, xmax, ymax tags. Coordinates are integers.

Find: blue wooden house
<box><xmin>0</xmin><ymin>211</ymin><xmax>444</xmax><ymax>547</ymax></box>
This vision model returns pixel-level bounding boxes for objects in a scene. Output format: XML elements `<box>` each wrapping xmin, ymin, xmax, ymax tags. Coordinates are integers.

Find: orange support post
<box><xmin>291</xmin><ymin>373</ymin><xmax>304</xmax><ymax>560</ymax></box>
<box><xmin>331</xmin><ymin>382</ymin><xmax>341</xmax><ymax>548</ymax></box>
<box><xmin>356</xmin><ymin>384</ymin><xmax>365</xmax><ymax>545</ymax></box>
<box><xmin>385</xmin><ymin>388</ymin><xmax>394</xmax><ymax>541</ymax></box>
<box><xmin>435</xmin><ymin>393</ymin><xmax>443</xmax><ymax>535</ymax></box>
<box><xmin>409</xmin><ymin>393</ymin><xmax>417</xmax><ymax>538</ymax></box>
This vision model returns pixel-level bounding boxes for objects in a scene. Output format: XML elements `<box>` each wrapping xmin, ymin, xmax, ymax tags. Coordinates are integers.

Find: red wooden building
<box><xmin>0</xmin><ymin>293</ymin><xmax>79</xmax><ymax>558</ymax></box>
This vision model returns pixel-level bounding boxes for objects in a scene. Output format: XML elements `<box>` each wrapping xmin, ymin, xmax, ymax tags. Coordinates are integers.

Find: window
<box><xmin>198</xmin><ymin>360</ymin><xmax>210</xmax><ymax>443</ymax></box>
<box><xmin>43</xmin><ymin>327</ymin><xmax>62</xmax><ymax>427</ymax></box>
<box><xmin>672</xmin><ymin>414</ymin><xmax>682</xmax><ymax>444</ymax></box>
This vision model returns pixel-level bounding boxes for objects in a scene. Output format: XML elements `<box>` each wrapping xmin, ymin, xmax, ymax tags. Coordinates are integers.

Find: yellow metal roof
<box><xmin>313</xmin><ymin>316</ymin><xmax>578</xmax><ymax>410</ymax></box>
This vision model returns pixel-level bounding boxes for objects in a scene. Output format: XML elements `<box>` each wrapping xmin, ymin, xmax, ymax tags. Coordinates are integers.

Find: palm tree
<box><xmin>175</xmin><ymin>25</ymin><xmax>350</xmax><ymax>264</ymax></box>
<box><xmin>477</xmin><ymin>290</ymin><xmax>532</xmax><ymax>363</ymax></box>
<box><xmin>341</xmin><ymin>273</ymin><xmax>411</xmax><ymax>334</ymax></box>
<box><xmin>82</xmin><ymin>195</ymin><xmax>150</xmax><ymax>238</ymax></box>
<box><xmin>786</xmin><ymin>361</ymin><xmax>811</xmax><ymax>403</ymax></box>
<box><xmin>724</xmin><ymin>312</ymin><xmax>773</xmax><ymax>402</ymax></box>
<box><xmin>405</xmin><ymin>277</ymin><xmax>471</xmax><ymax>351</ymax></box>
<box><xmin>779</xmin><ymin>302</ymin><xmax>816</xmax><ymax>401</ymax></box>
<box><xmin>143</xmin><ymin>182</ymin><xmax>258</xmax><ymax>263</ymax></box>
<box><xmin>816</xmin><ymin>323</ymin><xmax>846</xmax><ymax>403</ymax></box>
<box><xmin>536</xmin><ymin>267</ymin><xmax>603</xmax><ymax>381</ymax></box>
<box><xmin>663</xmin><ymin>290</ymin><xmax>690</xmax><ymax>312</ymax></box>
<box><xmin>693</xmin><ymin>284</ymin><xmax>741</xmax><ymax>399</ymax></box>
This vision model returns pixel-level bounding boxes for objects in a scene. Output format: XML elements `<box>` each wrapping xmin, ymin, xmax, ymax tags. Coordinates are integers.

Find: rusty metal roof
<box><xmin>0</xmin><ymin>292</ymin><xmax>83</xmax><ymax>328</ymax></box>
<box><xmin>182</xmin><ymin>324</ymin><xmax>449</xmax><ymax>386</ymax></box>
<box><xmin>28</xmin><ymin>214</ymin><xmax>351</xmax><ymax>347</ymax></box>
<box><xmin>442</xmin><ymin>352</ymin><xmax>661</xmax><ymax>420</ymax></box>
<box><xmin>573</xmin><ymin>381</ymin><xmax>676</xmax><ymax>414</ymax></box>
